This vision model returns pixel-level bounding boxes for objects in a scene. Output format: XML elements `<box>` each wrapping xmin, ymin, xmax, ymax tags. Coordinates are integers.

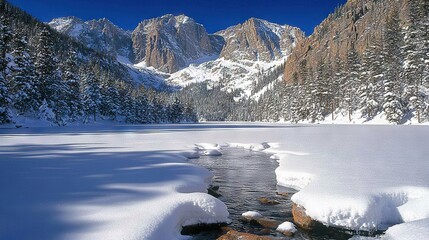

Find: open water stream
<box><xmin>188</xmin><ymin>147</ymin><xmax>353</xmax><ymax>240</ymax></box>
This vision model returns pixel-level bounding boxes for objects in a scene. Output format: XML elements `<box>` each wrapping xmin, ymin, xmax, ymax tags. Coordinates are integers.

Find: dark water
<box><xmin>188</xmin><ymin>147</ymin><xmax>353</xmax><ymax>240</ymax></box>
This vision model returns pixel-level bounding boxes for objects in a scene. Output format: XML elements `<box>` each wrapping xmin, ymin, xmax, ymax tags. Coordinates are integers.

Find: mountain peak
<box><xmin>217</xmin><ymin>18</ymin><xmax>303</xmax><ymax>62</ymax></box>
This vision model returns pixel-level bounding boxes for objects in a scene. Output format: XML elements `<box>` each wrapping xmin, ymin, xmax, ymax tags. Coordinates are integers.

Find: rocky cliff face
<box><xmin>218</xmin><ymin>18</ymin><xmax>304</xmax><ymax>62</ymax></box>
<box><xmin>283</xmin><ymin>0</ymin><xmax>411</xmax><ymax>83</ymax></box>
<box><xmin>48</xmin><ymin>17</ymin><xmax>134</xmax><ymax>63</ymax></box>
<box><xmin>132</xmin><ymin>14</ymin><xmax>221</xmax><ymax>73</ymax></box>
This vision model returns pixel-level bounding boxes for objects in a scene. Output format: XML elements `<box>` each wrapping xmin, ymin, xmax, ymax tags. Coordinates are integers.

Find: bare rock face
<box><xmin>48</xmin><ymin>17</ymin><xmax>134</xmax><ymax>62</ymax></box>
<box><xmin>132</xmin><ymin>14</ymin><xmax>221</xmax><ymax>73</ymax></box>
<box><xmin>291</xmin><ymin>203</ymin><xmax>317</xmax><ymax>230</ymax></box>
<box><xmin>218</xmin><ymin>18</ymin><xmax>304</xmax><ymax>62</ymax></box>
<box><xmin>284</xmin><ymin>0</ymin><xmax>412</xmax><ymax>83</ymax></box>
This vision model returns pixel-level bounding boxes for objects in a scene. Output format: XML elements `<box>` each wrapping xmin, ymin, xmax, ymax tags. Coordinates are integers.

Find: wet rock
<box><xmin>258</xmin><ymin>197</ymin><xmax>280</xmax><ymax>205</ymax></box>
<box><xmin>275</xmin><ymin>192</ymin><xmax>289</xmax><ymax>197</ymax></box>
<box><xmin>217</xmin><ymin>229</ymin><xmax>273</xmax><ymax>240</ymax></box>
<box><xmin>208</xmin><ymin>186</ymin><xmax>222</xmax><ymax>198</ymax></box>
<box><xmin>255</xmin><ymin>218</ymin><xmax>281</xmax><ymax>229</ymax></box>
<box><xmin>292</xmin><ymin>203</ymin><xmax>317</xmax><ymax>230</ymax></box>
<box><xmin>257</xmin><ymin>228</ymin><xmax>272</xmax><ymax>235</ymax></box>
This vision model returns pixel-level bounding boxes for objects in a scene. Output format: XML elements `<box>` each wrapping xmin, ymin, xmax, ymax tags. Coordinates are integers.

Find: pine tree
<box><xmin>359</xmin><ymin>40</ymin><xmax>383</xmax><ymax>120</ymax></box>
<box><xmin>344</xmin><ymin>47</ymin><xmax>361</xmax><ymax>122</ymax></box>
<box><xmin>35</xmin><ymin>27</ymin><xmax>57</xmax><ymax>103</ymax></box>
<box><xmin>382</xmin><ymin>8</ymin><xmax>404</xmax><ymax>124</ymax></box>
<box><xmin>9</xmin><ymin>34</ymin><xmax>40</xmax><ymax>115</ymax></box>
<box><xmin>62</xmin><ymin>51</ymin><xmax>81</xmax><ymax>121</ymax></box>
<box><xmin>80</xmin><ymin>65</ymin><xmax>102</xmax><ymax>122</ymax></box>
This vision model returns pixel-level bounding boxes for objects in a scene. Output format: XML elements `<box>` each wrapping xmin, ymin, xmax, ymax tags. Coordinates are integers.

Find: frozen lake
<box><xmin>1</xmin><ymin>123</ymin><xmax>428</xmax><ymax>239</ymax></box>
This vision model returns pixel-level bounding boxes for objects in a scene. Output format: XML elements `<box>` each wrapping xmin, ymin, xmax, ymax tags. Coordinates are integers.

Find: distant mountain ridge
<box><xmin>49</xmin><ymin>15</ymin><xmax>303</xmax><ymax>75</ymax></box>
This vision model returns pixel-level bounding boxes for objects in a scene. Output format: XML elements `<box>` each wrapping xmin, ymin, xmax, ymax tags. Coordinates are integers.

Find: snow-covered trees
<box><xmin>0</xmin><ymin>14</ymin><xmax>11</xmax><ymax>123</ymax></box>
<box><xmin>9</xmin><ymin>35</ymin><xmax>39</xmax><ymax>114</ymax></box>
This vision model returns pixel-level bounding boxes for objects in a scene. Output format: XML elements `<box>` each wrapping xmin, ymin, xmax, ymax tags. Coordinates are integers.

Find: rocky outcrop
<box><xmin>48</xmin><ymin>17</ymin><xmax>134</xmax><ymax>62</ymax></box>
<box><xmin>132</xmin><ymin>14</ymin><xmax>221</xmax><ymax>73</ymax></box>
<box><xmin>218</xmin><ymin>18</ymin><xmax>304</xmax><ymax>62</ymax></box>
<box><xmin>283</xmin><ymin>0</ymin><xmax>413</xmax><ymax>83</ymax></box>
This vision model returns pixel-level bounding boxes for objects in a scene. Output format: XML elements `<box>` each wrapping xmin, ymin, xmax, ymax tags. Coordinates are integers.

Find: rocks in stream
<box><xmin>258</xmin><ymin>197</ymin><xmax>280</xmax><ymax>205</ymax></box>
<box><xmin>208</xmin><ymin>185</ymin><xmax>222</xmax><ymax>198</ymax></box>
<box><xmin>217</xmin><ymin>229</ymin><xmax>273</xmax><ymax>240</ymax></box>
<box><xmin>242</xmin><ymin>211</ymin><xmax>281</xmax><ymax>229</ymax></box>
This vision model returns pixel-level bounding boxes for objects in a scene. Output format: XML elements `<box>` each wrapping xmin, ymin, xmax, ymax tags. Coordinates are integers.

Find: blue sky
<box><xmin>8</xmin><ymin>0</ymin><xmax>347</xmax><ymax>35</ymax></box>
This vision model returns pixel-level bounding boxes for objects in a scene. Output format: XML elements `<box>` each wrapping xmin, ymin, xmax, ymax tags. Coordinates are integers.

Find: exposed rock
<box><xmin>208</xmin><ymin>185</ymin><xmax>222</xmax><ymax>198</ymax></box>
<box><xmin>284</xmin><ymin>0</ymin><xmax>413</xmax><ymax>83</ymax></box>
<box><xmin>255</xmin><ymin>218</ymin><xmax>281</xmax><ymax>229</ymax></box>
<box><xmin>291</xmin><ymin>203</ymin><xmax>317</xmax><ymax>230</ymax></box>
<box><xmin>217</xmin><ymin>229</ymin><xmax>272</xmax><ymax>240</ymax></box>
<box><xmin>258</xmin><ymin>197</ymin><xmax>280</xmax><ymax>205</ymax></box>
<box><xmin>218</xmin><ymin>18</ymin><xmax>304</xmax><ymax>62</ymax></box>
<box><xmin>132</xmin><ymin>14</ymin><xmax>221</xmax><ymax>73</ymax></box>
<box><xmin>275</xmin><ymin>192</ymin><xmax>289</xmax><ymax>197</ymax></box>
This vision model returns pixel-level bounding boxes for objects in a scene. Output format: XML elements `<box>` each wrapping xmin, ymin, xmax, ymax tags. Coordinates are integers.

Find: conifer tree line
<box><xmin>0</xmin><ymin>1</ymin><xmax>196</xmax><ymax>125</ymax></box>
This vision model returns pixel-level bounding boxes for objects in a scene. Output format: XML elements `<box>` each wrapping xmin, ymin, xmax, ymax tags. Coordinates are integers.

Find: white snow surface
<box><xmin>1</xmin><ymin>123</ymin><xmax>428</xmax><ymax>239</ymax></box>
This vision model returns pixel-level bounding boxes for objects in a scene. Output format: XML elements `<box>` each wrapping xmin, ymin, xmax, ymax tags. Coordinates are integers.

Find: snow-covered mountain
<box><xmin>48</xmin><ymin>15</ymin><xmax>303</xmax><ymax>97</ymax></box>
<box><xmin>168</xmin><ymin>18</ymin><xmax>304</xmax><ymax>98</ymax></box>
<box><xmin>217</xmin><ymin>18</ymin><xmax>304</xmax><ymax>62</ymax></box>
<box><xmin>132</xmin><ymin>14</ymin><xmax>222</xmax><ymax>73</ymax></box>
<box><xmin>48</xmin><ymin>17</ymin><xmax>134</xmax><ymax>63</ymax></box>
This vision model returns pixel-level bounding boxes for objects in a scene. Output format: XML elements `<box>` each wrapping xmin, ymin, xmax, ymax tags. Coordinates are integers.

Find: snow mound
<box><xmin>276</xmin><ymin>221</ymin><xmax>297</xmax><ymax>233</ymax></box>
<box><xmin>202</xmin><ymin>149</ymin><xmax>222</xmax><ymax>156</ymax></box>
<box><xmin>242</xmin><ymin>211</ymin><xmax>263</xmax><ymax>219</ymax></box>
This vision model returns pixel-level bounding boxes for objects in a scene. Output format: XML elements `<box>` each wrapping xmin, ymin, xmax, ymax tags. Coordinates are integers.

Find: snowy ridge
<box><xmin>168</xmin><ymin>58</ymin><xmax>286</xmax><ymax>98</ymax></box>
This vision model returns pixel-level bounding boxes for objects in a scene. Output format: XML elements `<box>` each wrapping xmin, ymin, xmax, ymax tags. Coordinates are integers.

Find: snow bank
<box><xmin>382</xmin><ymin>218</ymin><xmax>429</xmax><ymax>240</ymax></box>
<box><xmin>272</xmin><ymin>125</ymin><xmax>429</xmax><ymax>232</ymax></box>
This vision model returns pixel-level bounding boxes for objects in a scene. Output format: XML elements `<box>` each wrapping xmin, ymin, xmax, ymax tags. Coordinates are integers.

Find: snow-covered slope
<box><xmin>168</xmin><ymin>58</ymin><xmax>286</xmax><ymax>98</ymax></box>
<box><xmin>48</xmin><ymin>17</ymin><xmax>134</xmax><ymax>63</ymax></box>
